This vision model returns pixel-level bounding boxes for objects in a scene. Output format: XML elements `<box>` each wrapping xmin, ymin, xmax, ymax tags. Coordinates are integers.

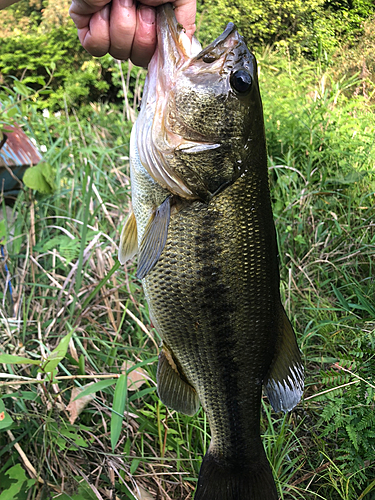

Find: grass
<box><xmin>0</xmin><ymin>46</ymin><xmax>375</xmax><ymax>500</ymax></box>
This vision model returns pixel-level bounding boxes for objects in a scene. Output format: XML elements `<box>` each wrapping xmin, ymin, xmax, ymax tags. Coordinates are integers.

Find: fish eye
<box><xmin>230</xmin><ymin>70</ymin><xmax>252</xmax><ymax>94</ymax></box>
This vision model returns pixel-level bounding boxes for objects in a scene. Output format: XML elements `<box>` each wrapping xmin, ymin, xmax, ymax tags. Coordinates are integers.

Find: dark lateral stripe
<box><xmin>194</xmin><ymin>208</ymin><xmax>244</xmax><ymax>463</ymax></box>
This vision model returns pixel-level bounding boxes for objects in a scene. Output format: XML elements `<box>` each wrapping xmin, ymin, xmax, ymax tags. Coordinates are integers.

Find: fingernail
<box><xmin>139</xmin><ymin>5</ymin><xmax>155</xmax><ymax>25</ymax></box>
<box><xmin>99</xmin><ymin>4</ymin><xmax>110</xmax><ymax>21</ymax></box>
<box><xmin>120</xmin><ymin>0</ymin><xmax>133</xmax><ymax>7</ymax></box>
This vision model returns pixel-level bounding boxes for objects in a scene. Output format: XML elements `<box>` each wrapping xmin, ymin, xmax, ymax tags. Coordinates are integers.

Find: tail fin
<box><xmin>195</xmin><ymin>449</ymin><xmax>277</xmax><ymax>500</ymax></box>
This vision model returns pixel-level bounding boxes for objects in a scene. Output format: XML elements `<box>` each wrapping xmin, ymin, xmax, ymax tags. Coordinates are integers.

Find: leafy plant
<box><xmin>0</xmin><ymin>14</ymin><xmax>375</xmax><ymax>499</ymax></box>
<box><xmin>197</xmin><ymin>0</ymin><xmax>375</xmax><ymax>56</ymax></box>
<box><xmin>0</xmin><ymin>464</ymin><xmax>35</xmax><ymax>500</ymax></box>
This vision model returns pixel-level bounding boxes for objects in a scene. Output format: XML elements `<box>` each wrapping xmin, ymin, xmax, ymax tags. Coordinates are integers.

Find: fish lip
<box><xmin>192</xmin><ymin>22</ymin><xmax>237</xmax><ymax>61</ymax></box>
<box><xmin>156</xmin><ymin>3</ymin><xmax>184</xmax><ymax>63</ymax></box>
<box><xmin>137</xmin><ymin>6</ymin><xmax>250</xmax><ymax>201</ymax></box>
<box><xmin>156</xmin><ymin>5</ymin><xmax>239</xmax><ymax>65</ymax></box>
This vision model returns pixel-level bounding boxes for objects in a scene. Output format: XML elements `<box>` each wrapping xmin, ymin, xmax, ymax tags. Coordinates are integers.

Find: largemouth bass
<box><xmin>119</xmin><ymin>4</ymin><xmax>304</xmax><ymax>499</ymax></box>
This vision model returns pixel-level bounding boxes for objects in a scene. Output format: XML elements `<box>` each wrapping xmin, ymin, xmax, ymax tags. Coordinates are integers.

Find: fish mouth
<box><xmin>136</xmin><ymin>5</ymin><xmax>249</xmax><ymax>201</ymax></box>
<box><xmin>156</xmin><ymin>3</ymin><xmax>201</xmax><ymax>63</ymax></box>
<box><xmin>156</xmin><ymin>4</ymin><xmax>238</xmax><ymax>70</ymax></box>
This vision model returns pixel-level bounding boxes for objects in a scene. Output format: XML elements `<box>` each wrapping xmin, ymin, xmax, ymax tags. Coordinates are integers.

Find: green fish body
<box><xmin>119</xmin><ymin>5</ymin><xmax>304</xmax><ymax>499</ymax></box>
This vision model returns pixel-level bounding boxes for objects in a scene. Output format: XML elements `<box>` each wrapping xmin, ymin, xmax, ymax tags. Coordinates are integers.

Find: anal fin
<box><xmin>136</xmin><ymin>196</ymin><xmax>171</xmax><ymax>279</ymax></box>
<box><xmin>118</xmin><ymin>209</ymin><xmax>138</xmax><ymax>264</ymax></box>
<box><xmin>264</xmin><ymin>304</ymin><xmax>304</xmax><ymax>413</ymax></box>
<box><xmin>157</xmin><ymin>348</ymin><xmax>200</xmax><ymax>416</ymax></box>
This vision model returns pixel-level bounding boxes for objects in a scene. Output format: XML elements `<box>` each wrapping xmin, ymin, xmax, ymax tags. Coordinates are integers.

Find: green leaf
<box><xmin>0</xmin><ymin>400</ymin><xmax>13</xmax><ymax>430</ymax></box>
<box><xmin>1</xmin><ymin>391</ymin><xmax>39</xmax><ymax>402</ymax></box>
<box><xmin>36</xmin><ymin>76</ymin><xmax>46</xmax><ymax>86</ymax></box>
<box><xmin>111</xmin><ymin>374</ymin><xmax>127</xmax><ymax>452</ymax></box>
<box><xmin>41</xmin><ymin>235</ymin><xmax>79</xmax><ymax>263</ymax></box>
<box><xmin>331</xmin><ymin>284</ymin><xmax>350</xmax><ymax>311</ymax></box>
<box><xmin>346</xmin><ymin>424</ymin><xmax>359</xmax><ymax>451</ymax></box>
<box><xmin>59</xmin><ymin>428</ymin><xmax>89</xmax><ymax>449</ymax></box>
<box><xmin>123</xmin><ymin>437</ymin><xmax>131</xmax><ymax>455</ymax></box>
<box><xmin>124</xmin><ymin>488</ymin><xmax>137</xmax><ymax>500</ymax></box>
<box><xmin>5</xmin><ymin>107</ymin><xmax>18</xmax><ymax>119</ymax></box>
<box><xmin>23</xmin><ymin>164</ymin><xmax>52</xmax><ymax>194</ymax></box>
<box><xmin>0</xmin><ymin>464</ymin><xmax>35</xmax><ymax>500</ymax></box>
<box><xmin>4</xmin><ymin>464</ymin><xmax>34</xmax><ymax>486</ymax></box>
<box><xmin>0</xmin><ymin>220</ymin><xmax>7</xmax><ymax>245</ymax></box>
<box><xmin>48</xmin><ymin>423</ymin><xmax>92</xmax><ymax>452</ymax></box>
<box><xmin>40</xmin><ymin>330</ymin><xmax>73</xmax><ymax>373</ymax></box>
<box><xmin>40</xmin><ymin>162</ymin><xmax>56</xmax><ymax>190</ymax></box>
<box><xmin>128</xmin><ymin>387</ymin><xmax>156</xmax><ymax>402</ymax></box>
<box><xmin>23</xmin><ymin>162</ymin><xmax>56</xmax><ymax>195</ymax></box>
<box><xmin>12</xmin><ymin>81</ymin><xmax>29</xmax><ymax>97</ymax></box>
<box><xmin>0</xmin><ymin>354</ymin><xmax>40</xmax><ymax>365</ymax></box>
<box><xmin>82</xmin><ymin>260</ymin><xmax>121</xmax><ymax>310</ymax></box>
<box><xmin>130</xmin><ymin>458</ymin><xmax>140</xmax><ymax>475</ymax></box>
<box><xmin>78</xmin><ymin>354</ymin><xmax>85</xmax><ymax>375</ymax></box>
<box><xmin>358</xmin><ymin>478</ymin><xmax>375</xmax><ymax>499</ymax></box>
<box><xmin>73</xmin><ymin>379</ymin><xmax>118</xmax><ymax>401</ymax></box>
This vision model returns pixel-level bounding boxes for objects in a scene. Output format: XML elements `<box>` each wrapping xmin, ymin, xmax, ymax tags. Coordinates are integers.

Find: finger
<box><xmin>130</xmin><ymin>5</ymin><xmax>157</xmax><ymax>67</ymax></box>
<box><xmin>70</xmin><ymin>0</ymin><xmax>110</xmax><ymax>17</ymax></box>
<box><xmin>0</xmin><ymin>0</ymin><xmax>22</xmax><ymax>9</ymax></box>
<box><xmin>109</xmin><ymin>0</ymin><xmax>137</xmax><ymax>60</ymax></box>
<box><xmin>173</xmin><ymin>0</ymin><xmax>196</xmax><ymax>39</ymax></box>
<box><xmin>70</xmin><ymin>2</ymin><xmax>111</xmax><ymax>57</ymax></box>
<box><xmin>141</xmin><ymin>0</ymin><xmax>196</xmax><ymax>39</ymax></box>
<box><xmin>69</xmin><ymin>0</ymin><xmax>109</xmax><ymax>27</ymax></box>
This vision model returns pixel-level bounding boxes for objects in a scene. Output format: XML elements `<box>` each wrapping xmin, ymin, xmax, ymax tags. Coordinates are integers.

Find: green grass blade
<box><xmin>81</xmin><ymin>259</ymin><xmax>120</xmax><ymax>310</ymax></box>
<box><xmin>40</xmin><ymin>330</ymin><xmax>73</xmax><ymax>373</ymax></box>
<box><xmin>74</xmin><ymin>379</ymin><xmax>118</xmax><ymax>401</ymax></box>
<box><xmin>358</xmin><ymin>478</ymin><xmax>375</xmax><ymax>500</ymax></box>
<box><xmin>111</xmin><ymin>374</ymin><xmax>127</xmax><ymax>452</ymax></box>
<box><xmin>0</xmin><ymin>355</ymin><xmax>40</xmax><ymax>365</ymax></box>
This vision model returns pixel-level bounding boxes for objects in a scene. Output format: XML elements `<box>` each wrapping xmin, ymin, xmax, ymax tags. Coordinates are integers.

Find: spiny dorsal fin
<box><xmin>157</xmin><ymin>348</ymin><xmax>200</xmax><ymax>416</ymax></box>
<box><xmin>264</xmin><ymin>304</ymin><xmax>304</xmax><ymax>413</ymax></box>
<box><xmin>118</xmin><ymin>209</ymin><xmax>138</xmax><ymax>265</ymax></box>
<box><xmin>136</xmin><ymin>196</ymin><xmax>171</xmax><ymax>279</ymax></box>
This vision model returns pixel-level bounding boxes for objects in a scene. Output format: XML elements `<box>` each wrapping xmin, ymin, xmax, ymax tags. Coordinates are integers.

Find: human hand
<box><xmin>69</xmin><ymin>0</ymin><xmax>196</xmax><ymax>67</ymax></box>
<box><xmin>0</xmin><ymin>0</ymin><xmax>22</xmax><ymax>8</ymax></box>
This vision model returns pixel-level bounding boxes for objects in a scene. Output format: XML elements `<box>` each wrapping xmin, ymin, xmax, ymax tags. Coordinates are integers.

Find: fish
<box><xmin>119</xmin><ymin>4</ymin><xmax>304</xmax><ymax>499</ymax></box>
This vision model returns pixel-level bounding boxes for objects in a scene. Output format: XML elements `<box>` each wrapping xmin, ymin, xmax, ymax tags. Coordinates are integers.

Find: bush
<box><xmin>1</xmin><ymin>0</ymin><xmax>374</xmax><ymax>111</ymax></box>
<box><xmin>197</xmin><ymin>0</ymin><xmax>375</xmax><ymax>57</ymax></box>
<box><xmin>0</xmin><ymin>27</ymin><xmax>146</xmax><ymax>114</ymax></box>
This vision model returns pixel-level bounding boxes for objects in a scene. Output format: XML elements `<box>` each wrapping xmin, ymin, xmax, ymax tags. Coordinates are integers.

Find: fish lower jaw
<box><xmin>178</xmin><ymin>31</ymin><xmax>202</xmax><ymax>58</ymax></box>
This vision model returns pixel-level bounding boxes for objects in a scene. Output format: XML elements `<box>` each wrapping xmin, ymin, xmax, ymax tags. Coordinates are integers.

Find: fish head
<box><xmin>137</xmin><ymin>4</ymin><xmax>267</xmax><ymax>201</ymax></box>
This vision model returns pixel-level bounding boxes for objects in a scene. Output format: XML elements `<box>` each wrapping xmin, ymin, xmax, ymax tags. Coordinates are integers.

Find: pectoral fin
<box><xmin>264</xmin><ymin>305</ymin><xmax>304</xmax><ymax>413</ymax></box>
<box><xmin>157</xmin><ymin>348</ymin><xmax>200</xmax><ymax>416</ymax></box>
<box><xmin>118</xmin><ymin>210</ymin><xmax>138</xmax><ymax>265</ymax></box>
<box><xmin>136</xmin><ymin>196</ymin><xmax>171</xmax><ymax>279</ymax></box>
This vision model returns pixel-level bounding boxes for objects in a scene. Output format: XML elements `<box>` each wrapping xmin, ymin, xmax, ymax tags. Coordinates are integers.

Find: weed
<box><xmin>0</xmin><ymin>49</ymin><xmax>374</xmax><ymax>499</ymax></box>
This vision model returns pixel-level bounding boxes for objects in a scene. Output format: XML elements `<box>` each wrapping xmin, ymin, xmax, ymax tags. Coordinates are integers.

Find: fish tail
<box><xmin>195</xmin><ymin>448</ymin><xmax>278</xmax><ymax>500</ymax></box>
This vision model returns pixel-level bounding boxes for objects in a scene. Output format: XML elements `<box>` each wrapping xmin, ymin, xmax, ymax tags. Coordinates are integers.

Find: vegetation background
<box><xmin>0</xmin><ymin>0</ymin><xmax>374</xmax><ymax>499</ymax></box>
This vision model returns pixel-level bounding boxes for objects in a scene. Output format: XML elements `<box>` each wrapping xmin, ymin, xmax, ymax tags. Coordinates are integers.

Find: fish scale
<box><xmin>144</xmin><ymin>175</ymin><xmax>277</xmax><ymax>458</ymax></box>
<box><xmin>119</xmin><ymin>4</ymin><xmax>304</xmax><ymax>498</ymax></box>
